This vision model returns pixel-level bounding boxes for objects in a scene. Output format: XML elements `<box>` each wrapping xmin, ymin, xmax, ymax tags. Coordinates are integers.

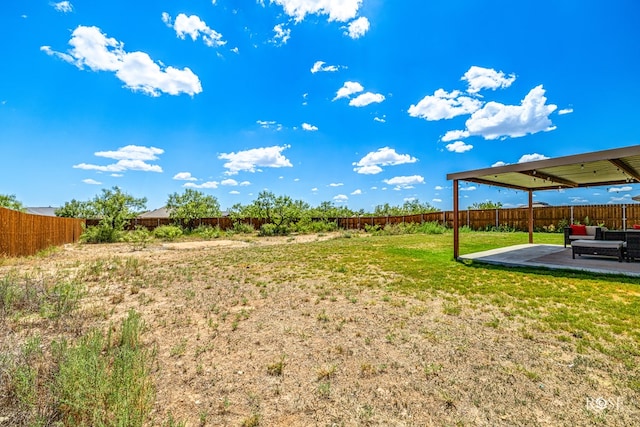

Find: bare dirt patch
<box><xmin>1</xmin><ymin>234</ymin><xmax>637</xmax><ymax>426</ymax></box>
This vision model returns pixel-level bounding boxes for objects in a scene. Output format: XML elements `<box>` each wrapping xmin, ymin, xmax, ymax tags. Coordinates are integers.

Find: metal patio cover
<box><xmin>446</xmin><ymin>145</ymin><xmax>640</xmax><ymax>258</ymax></box>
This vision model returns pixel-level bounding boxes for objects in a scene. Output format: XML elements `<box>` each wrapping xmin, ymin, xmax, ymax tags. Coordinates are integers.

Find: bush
<box><xmin>258</xmin><ymin>223</ymin><xmax>279</xmax><ymax>236</ymax></box>
<box><xmin>81</xmin><ymin>225</ymin><xmax>123</xmax><ymax>243</ymax></box>
<box><xmin>231</xmin><ymin>222</ymin><xmax>255</xmax><ymax>234</ymax></box>
<box><xmin>192</xmin><ymin>225</ymin><xmax>222</xmax><ymax>240</ymax></box>
<box><xmin>124</xmin><ymin>227</ymin><xmax>153</xmax><ymax>250</ymax></box>
<box><xmin>364</xmin><ymin>221</ymin><xmax>447</xmax><ymax>236</ymax></box>
<box><xmin>153</xmin><ymin>225</ymin><xmax>183</xmax><ymax>241</ymax></box>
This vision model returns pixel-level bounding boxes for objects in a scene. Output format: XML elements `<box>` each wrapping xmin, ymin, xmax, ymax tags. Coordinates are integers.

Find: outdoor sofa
<box><xmin>563</xmin><ymin>225</ymin><xmax>606</xmax><ymax>247</ymax></box>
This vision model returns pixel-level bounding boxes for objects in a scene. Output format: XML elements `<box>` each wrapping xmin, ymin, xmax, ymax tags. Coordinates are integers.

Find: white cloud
<box><xmin>229</xmin><ymin>190</ymin><xmax>240</xmax><ymax>195</ymax></box>
<box><xmin>73</xmin><ymin>160</ymin><xmax>162</xmax><ymax>173</ymax></box>
<box><xmin>240</xmin><ymin>181</ymin><xmax>251</xmax><ymax>186</ymax></box>
<box><xmin>333</xmin><ymin>194</ymin><xmax>349</xmax><ymax>202</ymax></box>
<box><xmin>608</xmin><ymin>186</ymin><xmax>633</xmax><ymax>193</ymax></box>
<box><xmin>334</xmin><ymin>81</ymin><xmax>363</xmax><ymax>100</ymax></box>
<box><xmin>218</xmin><ymin>145</ymin><xmax>293</xmax><ymax>175</ymax></box>
<box><xmin>52</xmin><ymin>1</ymin><xmax>73</xmax><ymax>13</ymax></box>
<box><xmin>518</xmin><ymin>153</ymin><xmax>549</xmax><ymax>163</ymax></box>
<box><xmin>82</xmin><ymin>178</ymin><xmax>101</xmax><ymax>185</ymax></box>
<box><xmin>346</xmin><ymin>16</ymin><xmax>369</xmax><ymax>39</ymax></box>
<box><xmin>163</xmin><ymin>13</ymin><xmax>226</xmax><ymax>47</ymax></box>
<box><xmin>184</xmin><ymin>181</ymin><xmax>219</xmax><ymax>189</ymax></box>
<box><xmin>221</xmin><ymin>179</ymin><xmax>239</xmax><ymax>186</ymax></box>
<box><xmin>492</xmin><ymin>161</ymin><xmax>508</xmax><ymax>167</ymax></box>
<box><xmin>465</xmin><ymin>85</ymin><xmax>557</xmax><ymax>140</ymax></box>
<box><xmin>462</xmin><ymin>66</ymin><xmax>516</xmax><ymax>94</ymax></box>
<box><xmin>445</xmin><ymin>141</ymin><xmax>473</xmax><ymax>153</ymax></box>
<box><xmin>311</xmin><ymin>187</ymin><xmax>318</xmax><ymax>192</ymax></box>
<box><xmin>351</xmin><ymin>189</ymin><xmax>362</xmax><ymax>195</ymax></box>
<box><xmin>173</xmin><ymin>172</ymin><xmax>197</xmax><ymax>181</ymax></box>
<box><xmin>356</xmin><ymin>165</ymin><xmax>383</xmax><ymax>175</ymax></box>
<box><xmin>374</xmin><ymin>116</ymin><xmax>386</xmax><ymax>123</ymax></box>
<box><xmin>302</xmin><ymin>122</ymin><xmax>318</xmax><ymax>131</ymax></box>
<box><xmin>434</xmin><ymin>186</ymin><xmax>443</xmax><ymax>190</ymax></box>
<box><xmin>257</xmin><ymin>120</ymin><xmax>283</xmax><ymax>130</ymax></box>
<box><xmin>329</xmin><ymin>183</ymin><xmax>344</xmax><ymax>187</ymax></box>
<box><xmin>353</xmin><ymin>147</ymin><xmax>417</xmax><ymax>174</ymax></box>
<box><xmin>459</xmin><ymin>186</ymin><xmax>477</xmax><ymax>191</ymax></box>
<box><xmin>311</xmin><ymin>61</ymin><xmax>339</xmax><ymax>73</ymax></box>
<box><xmin>441</xmin><ymin>129</ymin><xmax>470</xmax><ymax>142</ymax></box>
<box><xmin>272</xmin><ymin>23</ymin><xmax>291</xmax><ymax>45</ymax></box>
<box><xmin>42</xmin><ymin>26</ymin><xmax>202</xmax><ymax>96</ymax></box>
<box><xmin>408</xmin><ymin>89</ymin><xmax>482</xmax><ymax>121</ymax></box>
<box><xmin>271</xmin><ymin>0</ymin><xmax>362</xmax><ymax>22</ymax></box>
<box><xmin>95</xmin><ymin>145</ymin><xmax>163</xmax><ymax>161</ymax></box>
<box><xmin>558</xmin><ymin>108</ymin><xmax>574</xmax><ymax>115</ymax></box>
<box><xmin>383</xmin><ymin>175</ymin><xmax>425</xmax><ymax>190</ymax></box>
<box><xmin>609</xmin><ymin>195</ymin><xmax>631</xmax><ymax>203</ymax></box>
<box><xmin>349</xmin><ymin>92</ymin><xmax>385</xmax><ymax>107</ymax></box>
<box><xmin>432</xmin><ymin>198</ymin><xmax>442</xmax><ymax>203</ymax></box>
<box><xmin>74</xmin><ymin>145</ymin><xmax>163</xmax><ymax>173</ymax></box>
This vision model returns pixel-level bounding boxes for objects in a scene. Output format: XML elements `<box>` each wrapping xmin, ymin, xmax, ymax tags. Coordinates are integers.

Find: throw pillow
<box><xmin>633</xmin><ymin>224</ymin><xmax>640</xmax><ymax>230</ymax></box>
<box><xmin>570</xmin><ymin>224</ymin><xmax>587</xmax><ymax>235</ymax></box>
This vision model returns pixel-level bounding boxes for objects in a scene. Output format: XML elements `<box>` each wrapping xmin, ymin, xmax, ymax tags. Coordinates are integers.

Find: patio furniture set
<box><xmin>564</xmin><ymin>225</ymin><xmax>640</xmax><ymax>262</ymax></box>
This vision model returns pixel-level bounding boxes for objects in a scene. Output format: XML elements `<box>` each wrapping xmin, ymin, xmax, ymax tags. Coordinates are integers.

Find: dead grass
<box><xmin>1</xmin><ymin>232</ymin><xmax>638</xmax><ymax>426</ymax></box>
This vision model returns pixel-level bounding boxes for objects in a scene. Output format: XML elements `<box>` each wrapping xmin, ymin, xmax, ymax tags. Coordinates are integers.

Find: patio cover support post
<box><xmin>453</xmin><ymin>179</ymin><xmax>459</xmax><ymax>259</ymax></box>
<box><xmin>528</xmin><ymin>189</ymin><xmax>534</xmax><ymax>244</ymax></box>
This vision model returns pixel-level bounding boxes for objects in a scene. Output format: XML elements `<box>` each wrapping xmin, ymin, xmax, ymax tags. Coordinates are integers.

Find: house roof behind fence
<box><xmin>447</xmin><ymin>145</ymin><xmax>640</xmax><ymax>192</ymax></box>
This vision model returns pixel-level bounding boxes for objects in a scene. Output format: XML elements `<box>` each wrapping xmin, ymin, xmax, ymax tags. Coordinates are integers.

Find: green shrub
<box><xmin>124</xmin><ymin>227</ymin><xmax>153</xmax><ymax>250</ymax></box>
<box><xmin>231</xmin><ymin>222</ymin><xmax>255</xmax><ymax>234</ymax></box>
<box><xmin>258</xmin><ymin>223</ymin><xmax>279</xmax><ymax>236</ymax></box>
<box><xmin>81</xmin><ymin>225</ymin><xmax>123</xmax><ymax>243</ymax></box>
<box><xmin>192</xmin><ymin>225</ymin><xmax>222</xmax><ymax>240</ymax></box>
<box><xmin>293</xmin><ymin>219</ymin><xmax>339</xmax><ymax>233</ymax></box>
<box><xmin>153</xmin><ymin>225</ymin><xmax>183</xmax><ymax>241</ymax></box>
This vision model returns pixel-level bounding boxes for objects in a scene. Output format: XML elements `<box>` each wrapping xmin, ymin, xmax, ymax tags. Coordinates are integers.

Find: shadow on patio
<box><xmin>458</xmin><ymin>244</ymin><xmax>640</xmax><ymax>278</ymax></box>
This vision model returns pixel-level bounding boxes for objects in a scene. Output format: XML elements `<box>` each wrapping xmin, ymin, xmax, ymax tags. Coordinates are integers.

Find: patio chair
<box><xmin>626</xmin><ymin>234</ymin><xmax>640</xmax><ymax>261</ymax></box>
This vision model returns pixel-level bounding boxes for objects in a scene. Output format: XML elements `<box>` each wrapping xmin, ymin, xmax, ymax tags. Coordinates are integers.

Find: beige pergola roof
<box><xmin>447</xmin><ymin>145</ymin><xmax>640</xmax><ymax>259</ymax></box>
<box><xmin>447</xmin><ymin>145</ymin><xmax>640</xmax><ymax>191</ymax></box>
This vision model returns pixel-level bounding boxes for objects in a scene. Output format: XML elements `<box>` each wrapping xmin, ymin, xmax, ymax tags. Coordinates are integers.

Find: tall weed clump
<box><xmin>52</xmin><ymin>310</ymin><xmax>155</xmax><ymax>426</ymax></box>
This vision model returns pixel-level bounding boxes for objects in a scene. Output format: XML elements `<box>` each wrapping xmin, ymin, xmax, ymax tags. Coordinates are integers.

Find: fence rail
<box><xmin>0</xmin><ymin>207</ymin><xmax>85</xmax><ymax>257</ymax></box>
<box><xmin>85</xmin><ymin>204</ymin><xmax>640</xmax><ymax>232</ymax></box>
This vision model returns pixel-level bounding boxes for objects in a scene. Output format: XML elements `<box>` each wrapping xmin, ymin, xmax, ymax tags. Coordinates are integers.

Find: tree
<box><xmin>165</xmin><ymin>189</ymin><xmax>221</xmax><ymax>230</ymax></box>
<box><xmin>372</xmin><ymin>199</ymin><xmax>437</xmax><ymax>216</ymax></box>
<box><xmin>0</xmin><ymin>194</ymin><xmax>25</xmax><ymax>212</ymax></box>
<box><xmin>55</xmin><ymin>199</ymin><xmax>92</xmax><ymax>218</ymax></box>
<box><xmin>247</xmin><ymin>191</ymin><xmax>308</xmax><ymax>233</ymax></box>
<box><xmin>469</xmin><ymin>201</ymin><xmax>503</xmax><ymax>210</ymax></box>
<box><xmin>89</xmin><ymin>186</ymin><xmax>147</xmax><ymax>242</ymax></box>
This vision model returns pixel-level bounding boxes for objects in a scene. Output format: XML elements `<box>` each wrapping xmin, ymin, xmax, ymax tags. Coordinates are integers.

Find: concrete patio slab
<box><xmin>458</xmin><ymin>244</ymin><xmax>640</xmax><ymax>277</ymax></box>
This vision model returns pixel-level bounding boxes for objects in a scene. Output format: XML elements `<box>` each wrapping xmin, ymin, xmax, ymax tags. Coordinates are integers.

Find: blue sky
<box><xmin>1</xmin><ymin>0</ymin><xmax>639</xmax><ymax>212</ymax></box>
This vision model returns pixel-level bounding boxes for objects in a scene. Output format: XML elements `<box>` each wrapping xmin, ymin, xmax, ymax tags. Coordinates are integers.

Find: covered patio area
<box><xmin>458</xmin><ymin>243</ymin><xmax>640</xmax><ymax>277</ymax></box>
<box><xmin>447</xmin><ymin>145</ymin><xmax>640</xmax><ymax>274</ymax></box>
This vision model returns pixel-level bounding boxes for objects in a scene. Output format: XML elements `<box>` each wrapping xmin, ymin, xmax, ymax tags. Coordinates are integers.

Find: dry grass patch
<box><xmin>1</xmin><ymin>232</ymin><xmax>638</xmax><ymax>426</ymax></box>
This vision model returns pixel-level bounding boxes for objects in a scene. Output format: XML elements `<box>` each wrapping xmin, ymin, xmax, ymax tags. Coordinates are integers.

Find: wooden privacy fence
<box><xmin>85</xmin><ymin>204</ymin><xmax>640</xmax><ymax>232</ymax></box>
<box><xmin>0</xmin><ymin>207</ymin><xmax>85</xmax><ymax>257</ymax></box>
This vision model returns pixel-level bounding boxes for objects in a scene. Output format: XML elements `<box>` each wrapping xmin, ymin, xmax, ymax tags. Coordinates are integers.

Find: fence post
<box><xmin>623</xmin><ymin>204</ymin><xmax>627</xmax><ymax>230</ymax></box>
<box><xmin>570</xmin><ymin>206</ymin><xmax>574</xmax><ymax>224</ymax></box>
<box><xmin>495</xmin><ymin>209</ymin><xmax>499</xmax><ymax>228</ymax></box>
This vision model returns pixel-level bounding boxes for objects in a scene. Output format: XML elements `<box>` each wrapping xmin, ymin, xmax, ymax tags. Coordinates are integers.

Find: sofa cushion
<box><xmin>569</xmin><ymin>235</ymin><xmax>595</xmax><ymax>240</ymax></box>
<box><xmin>585</xmin><ymin>225</ymin><xmax>599</xmax><ymax>236</ymax></box>
<box><xmin>633</xmin><ymin>224</ymin><xmax>640</xmax><ymax>230</ymax></box>
<box><xmin>570</xmin><ymin>224</ymin><xmax>587</xmax><ymax>236</ymax></box>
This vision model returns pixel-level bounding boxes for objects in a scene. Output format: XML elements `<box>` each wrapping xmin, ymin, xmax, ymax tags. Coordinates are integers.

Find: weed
<box><xmin>267</xmin><ymin>356</ymin><xmax>286</xmax><ymax>376</ymax></box>
<box><xmin>317</xmin><ymin>364</ymin><xmax>337</xmax><ymax>380</ymax></box>
<box><xmin>317</xmin><ymin>382</ymin><xmax>331</xmax><ymax>398</ymax></box>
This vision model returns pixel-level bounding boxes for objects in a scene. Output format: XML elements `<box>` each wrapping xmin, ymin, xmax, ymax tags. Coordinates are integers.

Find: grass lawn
<box><xmin>1</xmin><ymin>230</ymin><xmax>638</xmax><ymax>426</ymax></box>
